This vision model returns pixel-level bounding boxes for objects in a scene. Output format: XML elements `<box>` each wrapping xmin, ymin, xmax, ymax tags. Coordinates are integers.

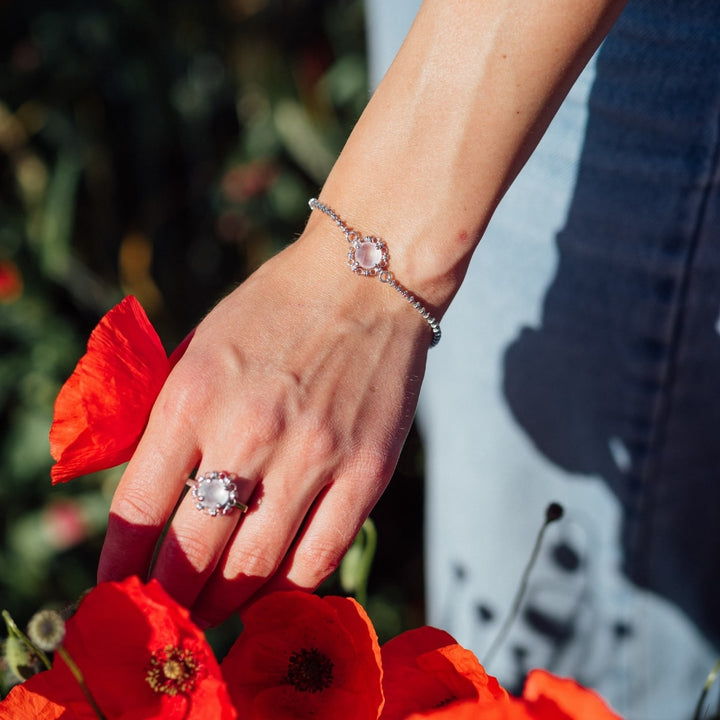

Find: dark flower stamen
<box><xmin>146</xmin><ymin>645</ymin><xmax>203</xmax><ymax>696</ymax></box>
<box><xmin>286</xmin><ymin>647</ymin><xmax>334</xmax><ymax>693</ymax></box>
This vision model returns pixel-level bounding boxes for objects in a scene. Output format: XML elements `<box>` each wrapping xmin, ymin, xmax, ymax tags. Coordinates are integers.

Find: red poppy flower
<box><xmin>380</xmin><ymin>626</ymin><xmax>507</xmax><ymax>719</ymax></box>
<box><xmin>0</xmin><ymin>577</ymin><xmax>236</xmax><ymax>720</ymax></box>
<box><xmin>49</xmin><ymin>295</ymin><xmax>171</xmax><ymax>484</ymax></box>
<box><xmin>221</xmin><ymin>591</ymin><xmax>384</xmax><ymax>720</ymax></box>
<box><xmin>380</xmin><ymin>628</ymin><xmax>621</xmax><ymax>720</ymax></box>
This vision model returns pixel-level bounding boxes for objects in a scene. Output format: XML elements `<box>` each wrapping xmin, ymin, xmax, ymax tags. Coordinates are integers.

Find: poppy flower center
<box><xmin>146</xmin><ymin>645</ymin><xmax>203</xmax><ymax>696</ymax></box>
<box><xmin>286</xmin><ymin>647</ymin><xmax>334</xmax><ymax>693</ymax></box>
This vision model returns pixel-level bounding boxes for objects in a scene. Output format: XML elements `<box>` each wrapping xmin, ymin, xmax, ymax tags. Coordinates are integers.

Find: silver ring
<box><xmin>186</xmin><ymin>471</ymin><xmax>249</xmax><ymax>517</ymax></box>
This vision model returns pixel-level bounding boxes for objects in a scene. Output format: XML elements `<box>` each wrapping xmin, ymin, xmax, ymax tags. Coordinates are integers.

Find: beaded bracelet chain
<box><xmin>308</xmin><ymin>198</ymin><xmax>441</xmax><ymax>347</ymax></box>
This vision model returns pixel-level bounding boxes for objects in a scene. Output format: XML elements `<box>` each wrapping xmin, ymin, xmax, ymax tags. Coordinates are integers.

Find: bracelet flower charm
<box><xmin>308</xmin><ymin>198</ymin><xmax>442</xmax><ymax>346</ymax></box>
<box><xmin>347</xmin><ymin>234</ymin><xmax>388</xmax><ymax>277</ymax></box>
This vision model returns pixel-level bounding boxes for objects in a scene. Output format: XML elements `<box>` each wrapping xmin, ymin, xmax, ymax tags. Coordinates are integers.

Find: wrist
<box><xmin>284</xmin><ymin>207</ymin><xmax>439</xmax><ymax>351</ymax></box>
<box><xmin>308</xmin><ymin>198</ymin><xmax>441</xmax><ymax>347</ymax></box>
<box><xmin>306</xmin><ymin>187</ymin><xmax>478</xmax><ymax>313</ymax></box>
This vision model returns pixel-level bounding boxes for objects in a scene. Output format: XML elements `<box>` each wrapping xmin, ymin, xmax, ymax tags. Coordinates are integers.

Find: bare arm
<box><xmin>322</xmin><ymin>0</ymin><xmax>626</xmax><ymax>311</ymax></box>
<box><xmin>98</xmin><ymin>0</ymin><xmax>627</xmax><ymax>626</ymax></box>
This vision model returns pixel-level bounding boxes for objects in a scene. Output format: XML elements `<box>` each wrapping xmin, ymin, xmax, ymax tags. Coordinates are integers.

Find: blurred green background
<box><xmin>0</xmin><ymin>0</ymin><xmax>426</xmax><ymax>682</ymax></box>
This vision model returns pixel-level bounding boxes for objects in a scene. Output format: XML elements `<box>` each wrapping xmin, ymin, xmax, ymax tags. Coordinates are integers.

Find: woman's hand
<box><xmin>97</xmin><ymin>0</ymin><xmax>627</xmax><ymax>625</ymax></box>
<box><xmin>97</xmin><ymin>219</ymin><xmax>431</xmax><ymax>626</ymax></box>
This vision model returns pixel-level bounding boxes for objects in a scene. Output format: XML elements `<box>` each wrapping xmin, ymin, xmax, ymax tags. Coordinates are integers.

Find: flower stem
<box><xmin>1</xmin><ymin>609</ymin><xmax>51</xmax><ymax>671</ymax></box>
<box><xmin>693</xmin><ymin>657</ymin><xmax>720</xmax><ymax>720</ymax></box>
<box><xmin>483</xmin><ymin>503</ymin><xmax>564</xmax><ymax>669</ymax></box>
<box><xmin>56</xmin><ymin>646</ymin><xmax>107</xmax><ymax>720</ymax></box>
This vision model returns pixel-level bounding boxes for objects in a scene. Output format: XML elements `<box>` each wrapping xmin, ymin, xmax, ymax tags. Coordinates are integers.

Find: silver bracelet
<box><xmin>308</xmin><ymin>198</ymin><xmax>441</xmax><ymax>347</ymax></box>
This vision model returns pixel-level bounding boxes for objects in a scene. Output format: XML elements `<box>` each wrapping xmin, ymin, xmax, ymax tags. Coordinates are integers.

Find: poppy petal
<box><xmin>380</xmin><ymin>627</ymin><xmax>507</xmax><ymax>719</ymax></box>
<box><xmin>403</xmin><ymin>698</ymin><xmax>523</xmax><ymax>719</ymax></box>
<box><xmin>382</xmin><ymin>626</ymin><xmax>458</xmax><ymax>664</ymax></box>
<box><xmin>324</xmin><ymin>595</ymin><xmax>384</xmax><ymax>713</ymax></box>
<box><xmin>0</xmin><ymin>678</ymin><xmax>85</xmax><ymax>720</ymax></box>
<box><xmin>222</xmin><ymin>592</ymin><xmax>384</xmax><ymax>720</ymax></box>
<box><xmin>416</xmin><ymin>644</ymin><xmax>507</xmax><ymax>703</ymax></box>
<box><xmin>49</xmin><ymin>296</ymin><xmax>170</xmax><ymax>484</ymax></box>
<box><xmin>252</xmin><ymin>686</ymin><xmax>374</xmax><ymax>720</ymax></box>
<box><xmin>521</xmin><ymin>670</ymin><xmax>623</xmax><ymax>719</ymax></box>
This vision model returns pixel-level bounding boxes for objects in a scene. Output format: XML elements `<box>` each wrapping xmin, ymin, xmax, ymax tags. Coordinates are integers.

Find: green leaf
<box><xmin>339</xmin><ymin>543</ymin><xmax>364</xmax><ymax>594</ymax></box>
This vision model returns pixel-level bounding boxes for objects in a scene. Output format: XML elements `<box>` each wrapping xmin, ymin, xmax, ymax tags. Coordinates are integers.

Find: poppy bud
<box><xmin>27</xmin><ymin>610</ymin><xmax>66</xmax><ymax>652</ymax></box>
<box><xmin>545</xmin><ymin>502</ymin><xmax>564</xmax><ymax>524</ymax></box>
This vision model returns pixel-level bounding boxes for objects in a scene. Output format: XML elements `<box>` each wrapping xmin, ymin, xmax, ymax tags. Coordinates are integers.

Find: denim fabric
<box><xmin>366</xmin><ymin>1</ymin><xmax>720</xmax><ymax>718</ymax></box>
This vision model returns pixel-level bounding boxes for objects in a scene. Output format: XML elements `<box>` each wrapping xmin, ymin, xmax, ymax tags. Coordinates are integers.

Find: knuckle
<box><xmin>297</xmin><ymin>431</ymin><xmax>338</xmax><ymax>471</ymax></box>
<box><xmin>348</xmin><ymin>447</ymin><xmax>391</xmax><ymax>484</ymax></box>
<box><xmin>111</xmin><ymin>488</ymin><xmax>167</xmax><ymax>529</ymax></box>
<box><xmin>224</xmin><ymin>542</ymin><xmax>279</xmax><ymax>581</ymax></box>
<box><xmin>289</xmin><ymin>413</ymin><xmax>339</xmax><ymax>471</ymax></box>
<box><xmin>291</xmin><ymin>540</ymin><xmax>346</xmax><ymax>586</ymax></box>
<box><xmin>165</xmin><ymin>528</ymin><xmax>218</xmax><ymax>573</ymax></box>
<box><xmin>239</xmin><ymin>402</ymin><xmax>284</xmax><ymax>448</ymax></box>
<box><xmin>161</xmin><ymin>378</ymin><xmax>206</xmax><ymax>422</ymax></box>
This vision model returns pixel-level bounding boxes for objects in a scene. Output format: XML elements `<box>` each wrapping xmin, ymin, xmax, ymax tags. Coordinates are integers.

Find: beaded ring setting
<box><xmin>308</xmin><ymin>198</ymin><xmax>441</xmax><ymax>347</ymax></box>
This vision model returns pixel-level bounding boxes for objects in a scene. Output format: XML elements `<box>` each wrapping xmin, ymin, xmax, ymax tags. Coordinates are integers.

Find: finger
<box><xmin>251</xmin><ymin>477</ymin><xmax>381</xmax><ymax>601</ymax></box>
<box><xmin>189</xmin><ymin>470</ymin><xmax>330</xmax><ymax>626</ymax></box>
<box><xmin>150</xmin><ymin>467</ymin><xmax>256</xmax><ymax>609</ymax></box>
<box><xmin>97</xmin><ymin>412</ymin><xmax>199</xmax><ymax>585</ymax></box>
<box><xmin>238</xmin><ymin>449</ymin><xmax>393</xmax><ymax>612</ymax></box>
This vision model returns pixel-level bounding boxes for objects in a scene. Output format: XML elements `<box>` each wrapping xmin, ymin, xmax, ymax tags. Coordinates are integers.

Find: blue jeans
<box><xmin>366</xmin><ymin>1</ymin><xmax>720</xmax><ymax>718</ymax></box>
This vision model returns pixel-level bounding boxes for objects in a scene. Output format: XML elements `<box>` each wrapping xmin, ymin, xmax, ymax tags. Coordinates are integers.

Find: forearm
<box><xmin>313</xmin><ymin>0</ymin><xmax>627</xmax><ymax>313</ymax></box>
